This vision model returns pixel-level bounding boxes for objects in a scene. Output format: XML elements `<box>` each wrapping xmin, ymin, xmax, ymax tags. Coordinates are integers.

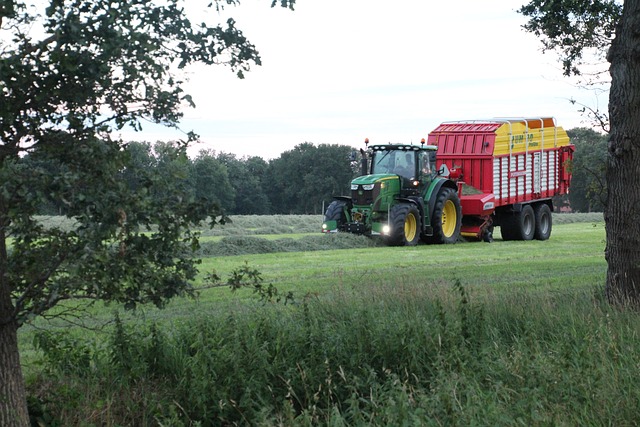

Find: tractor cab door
<box><xmin>419</xmin><ymin>151</ymin><xmax>437</xmax><ymax>181</ymax></box>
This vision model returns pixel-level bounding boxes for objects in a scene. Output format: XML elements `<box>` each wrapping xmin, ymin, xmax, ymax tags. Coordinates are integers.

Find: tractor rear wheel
<box><xmin>534</xmin><ymin>203</ymin><xmax>552</xmax><ymax>240</ymax></box>
<box><xmin>385</xmin><ymin>203</ymin><xmax>421</xmax><ymax>246</ymax></box>
<box><xmin>425</xmin><ymin>187</ymin><xmax>461</xmax><ymax>244</ymax></box>
<box><xmin>324</xmin><ymin>200</ymin><xmax>350</xmax><ymax>231</ymax></box>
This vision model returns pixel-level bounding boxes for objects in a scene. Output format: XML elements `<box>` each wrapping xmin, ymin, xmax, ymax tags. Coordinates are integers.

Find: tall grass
<box><xmin>28</xmin><ymin>280</ymin><xmax>640</xmax><ymax>426</ymax></box>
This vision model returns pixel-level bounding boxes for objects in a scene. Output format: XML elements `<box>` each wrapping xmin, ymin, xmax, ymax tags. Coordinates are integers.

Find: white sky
<box><xmin>118</xmin><ymin>0</ymin><xmax>608</xmax><ymax>159</ymax></box>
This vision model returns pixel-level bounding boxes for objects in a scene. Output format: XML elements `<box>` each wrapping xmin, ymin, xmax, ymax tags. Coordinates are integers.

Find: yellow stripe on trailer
<box><xmin>493</xmin><ymin>118</ymin><xmax>571</xmax><ymax>156</ymax></box>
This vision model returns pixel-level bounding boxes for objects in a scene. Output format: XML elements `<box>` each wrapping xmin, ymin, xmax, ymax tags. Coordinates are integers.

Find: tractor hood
<box><xmin>349</xmin><ymin>174</ymin><xmax>401</xmax><ymax>210</ymax></box>
<box><xmin>351</xmin><ymin>174</ymin><xmax>398</xmax><ymax>187</ymax></box>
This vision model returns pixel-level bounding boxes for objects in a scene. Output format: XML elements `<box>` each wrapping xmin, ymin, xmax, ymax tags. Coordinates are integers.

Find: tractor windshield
<box><xmin>372</xmin><ymin>150</ymin><xmax>415</xmax><ymax>179</ymax></box>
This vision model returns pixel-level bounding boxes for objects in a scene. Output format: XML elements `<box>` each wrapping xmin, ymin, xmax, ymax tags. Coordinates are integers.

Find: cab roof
<box><xmin>370</xmin><ymin>144</ymin><xmax>437</xmax><ymax>152</ymax></box>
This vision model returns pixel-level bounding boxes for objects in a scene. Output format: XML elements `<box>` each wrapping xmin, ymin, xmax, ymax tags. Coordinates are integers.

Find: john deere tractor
<box><xmin>322</xmin><ymin>141</ymin><xmax>462</xmax><ymax>246</ymax></box>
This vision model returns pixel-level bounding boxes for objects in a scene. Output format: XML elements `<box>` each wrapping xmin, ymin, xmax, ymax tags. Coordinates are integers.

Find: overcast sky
<box><xmin>119</xmin><ymin>0</ymin><xmax>608</xmax><ymax>159</ymax></box>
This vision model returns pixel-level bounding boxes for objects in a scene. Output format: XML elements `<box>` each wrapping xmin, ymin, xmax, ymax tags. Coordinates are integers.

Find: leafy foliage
<box><xmin>218</xmin><ymin>152</ymin><xmax>272</xmax><ymax>214</ymax></box>
<box><xmin>566</xmin><ymin>128</ymin><xmax>608</xmax><ymax>212</ymax></box>
<box><xmin>1</xmin><ymin>1</ymin><xmax>264</xmax><ymax>146</ymax></box>
<box><xmin>189</xmin><ymin>149</ymin><xmax>236</xmax><ymax>212</ymax></box>
<box><xmin>0</xmin><ymin>0</ymin><xmax>298</xmax><ymax>326</ymax></box>
<box><xmin>518</xmin><ymin>0</ymin><xmax>622</xmax><ymax>76</ymax></box>
<box><xmin>266</xmin><ymin>143</ymin><xmax>358</xmax><ymax>214</ymax></box>
<box><xmin>5</xmin><ymin>137</ymin><xmax>224</xmax><ymax>325</ymax></box>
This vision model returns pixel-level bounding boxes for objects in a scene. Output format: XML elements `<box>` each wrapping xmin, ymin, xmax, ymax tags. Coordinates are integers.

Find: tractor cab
<box><xmin>367</xmin><ymin>144</ymin><xmax>438</xmax><ymax>196</ymax></box>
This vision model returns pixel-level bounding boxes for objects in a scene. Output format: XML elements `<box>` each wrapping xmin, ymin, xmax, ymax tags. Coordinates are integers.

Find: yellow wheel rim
<box><xmin>441</xmin><ymin>200</ymin><xmax>457</xmax><ymax>237</ymax></box>
<box><xmin>404</xmin><ymin>212</ymin><xmax>417</xmax><ymax>241</ymax></box>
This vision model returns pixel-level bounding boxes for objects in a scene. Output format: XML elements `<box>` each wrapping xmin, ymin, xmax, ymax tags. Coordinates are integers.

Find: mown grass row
<box><xmin>36</xmin><ymin>212</ymin><xmax>603</xmax><ymax>237</ymax></box>
<box><xmin>195</xmin><ymin>212</ymin><xmax>604</xmax><ymax>256</ymax></box>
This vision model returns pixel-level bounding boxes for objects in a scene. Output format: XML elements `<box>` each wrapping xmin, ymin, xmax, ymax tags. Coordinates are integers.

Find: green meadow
<box><xmin>24</xmin><ymin>213</ymin><xmax>639</xmax><ymax>427</ymax></box>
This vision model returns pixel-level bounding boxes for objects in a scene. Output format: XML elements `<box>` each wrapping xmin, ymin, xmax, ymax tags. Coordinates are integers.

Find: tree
<box><xmin>121</xmin><ymin>141</ymin><xmax>156</xmax><ymax>194</ymax></box>
<box><xmin>266</xmin><ymin>143</ymin><xmax>356</xmax><ymax>214</ymax></box>
<box><xmin>218</xmin><ymin>152</ymin><xmax>272</xmax><ymax>215</ymax></box>
<box><xmin>0</xmin><ymin>0</ymin><xmax>295</xmax><ymax>424</ymax></box>
<box><xmin>519</xmin><ymin>1</ymin><xmax>640</xmax><ymax>305</ymax></box>
<box><xmin>566</xmin><ymin>128</ymin><xmax>608</xmax><ymax>212</ymax></box>
<box><xmin>519</xmin><ymin>1</ymin><xmax>621</xmax><ymax>76</ymax></box>
<box><xmin>17</xmin><ymin>152</ymin><xmax>66</xmax><ymax>215</ymax></box>
<box><xmin>190</xmin><ymin>150</ymin><xmax>236</xmax><ymax>212</ymax></box>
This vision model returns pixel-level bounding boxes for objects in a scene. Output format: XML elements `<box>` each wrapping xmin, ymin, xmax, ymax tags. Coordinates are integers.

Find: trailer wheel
<box><xmin>425</xmin><ymin>187</ymin><xmax>461</xmax><ymax>244</ymax></box>
<box><xmin>324</xmin><ymin>200</ymin><xmax>350</xmax><ymax>230</ymax></box>
<box><xmin>386</xmin><ymin>203</ymin><xmax>421</xmax><ymax>246</ymax></box>
<box><xmin>534</xmin><ymin>203</ymin><xmax>552</xmax><ymax>240</ymax></box>
<box><xmin>520</xmin><ymin>205</ymin><xmax>536</xmax><ymax>240</ymax></box>
<box><xmin>499</xmin><ymin>213</ymin><xmax>517</xmax><ymax>240</ymax></box>
<box><xmin>500</xmin><ymin>205</ymin><xmax>535</xmax><ymax>241</ymax></box>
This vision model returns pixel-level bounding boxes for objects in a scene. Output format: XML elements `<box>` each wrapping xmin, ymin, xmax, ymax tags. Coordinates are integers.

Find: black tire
<box><xmin>519</xmin><ymin>205</ymin><xmax>536</xmax><ymax>240</ymax></box>
<box><xmin>500</xmin><ymin>205</ymin><xmax>535</xmax><ymax>241</ymax></box>
<box><xmin>425</xmin><ymin>187</ymin><xmax>462</xmax><ymax>244</ymax></box>
<box><xmin>534</xmin><ymin>203</ymin><xmax>552</xmax><ymax>240</ymax></box>
<box><xmin>324</xmin><ymin>200</ymin><xmax>350</xmax><ymax>230</ymax></box>
<box><xmin>385</xmin><ymin>203</ymin><xmax>421</xmax><ymax>246</ymax></box>
<box><xmin>499</xmin><ymin>213</ymin><xmax>518</xmax><ymax>241</ymax></box>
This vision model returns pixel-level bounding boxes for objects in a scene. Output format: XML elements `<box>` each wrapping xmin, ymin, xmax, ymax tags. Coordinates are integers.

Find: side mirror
<box><xmin>438</xmin><ymin>164</ymin><xmax>450</xmax><ymax>177</ymax></box>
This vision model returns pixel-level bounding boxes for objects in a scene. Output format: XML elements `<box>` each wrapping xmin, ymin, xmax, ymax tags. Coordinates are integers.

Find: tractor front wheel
<box><xmin>385</xmin><ymin>203</ymin><xmax>421</xmax><ymax>246</ymax></box>
<box><xmin>324</xmin><ymin>200</ymin><xmax>350</xmax><ymax>231</ymax></box>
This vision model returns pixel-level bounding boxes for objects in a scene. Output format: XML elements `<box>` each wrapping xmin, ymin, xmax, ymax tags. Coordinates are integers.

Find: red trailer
<box><xmin>427</xmin><ymin>117</ymin><xmax>574</xmax><ymax>241</ymax></box>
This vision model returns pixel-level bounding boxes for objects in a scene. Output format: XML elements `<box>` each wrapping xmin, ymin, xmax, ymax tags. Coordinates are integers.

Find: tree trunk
<box><xmin>0</xmin><ymin>211</ymin><xmax>28</xmax><ymax>426</ymax></box>
<box><xmin>605</xmin><ymin>0</ymin><xmax>640</xmax><ymax>305</ymax></box>
<box><xmin>0</xmin><ymin>302</ymin><xmax>29</xmax><ymax>426</ymax></box>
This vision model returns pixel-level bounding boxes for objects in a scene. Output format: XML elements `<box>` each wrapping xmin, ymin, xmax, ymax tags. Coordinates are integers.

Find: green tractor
<box><xmin>322</xmin><ymin>141</ymin><xmax>462</xmax><ymax>246</ymax></box>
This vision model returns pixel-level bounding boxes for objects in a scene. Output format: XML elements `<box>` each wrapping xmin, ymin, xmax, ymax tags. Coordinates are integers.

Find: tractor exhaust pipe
<box><xmin>359</xmin><ymin>138</ymin><xmax>370</xmax><ymax>176</ymax></box>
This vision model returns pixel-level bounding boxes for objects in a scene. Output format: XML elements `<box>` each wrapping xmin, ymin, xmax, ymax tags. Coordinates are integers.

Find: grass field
<box><xmin>195</xmin><ymin>214</ymin><xmax>606</xmax><ymax>296</ymax></box>
<box><xmin>22</xmin><ymin>213</ymin><xmax>630</xmax><ymax>426</ymax></box>
<box><xmin>22</xmin><ymin>214</ymin><xmax>608</xmax><ymax>351</ymax></box>
<box><xmin>25</xmin><ymin>215</ymin><xmax>606</xmax><ymax>324</ymax></box>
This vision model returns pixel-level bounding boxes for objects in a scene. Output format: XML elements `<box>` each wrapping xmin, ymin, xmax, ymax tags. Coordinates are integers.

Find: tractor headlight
<box><xmin>322</xmin><ymin>223</ymin><xmax>328</xmax><ymax>230</ymax></box>
<box><xmin>351</xmin><ymin>184</ymin><xmax>359</xmax><ymax>190</ymax></box>
<box><xmin>382</xmin><ymin>225</ymin><xmax>391</xmax><ymax>234</ymax></box>
<box><xmin>362</xmin><ymin>184</ymin><xmax>375</xmax><ymax>190</ymax></box>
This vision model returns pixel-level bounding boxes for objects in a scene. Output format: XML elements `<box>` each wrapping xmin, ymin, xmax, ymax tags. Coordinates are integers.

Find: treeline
<box><xmin>24</xmin><ymin>141</ymin><xmax>358</xmax><ymax>216</ymax></box>
<box><xmin>24</xmin><ymin>129</ymin><xmax>605</xmax><ymax>216</ymax></box>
